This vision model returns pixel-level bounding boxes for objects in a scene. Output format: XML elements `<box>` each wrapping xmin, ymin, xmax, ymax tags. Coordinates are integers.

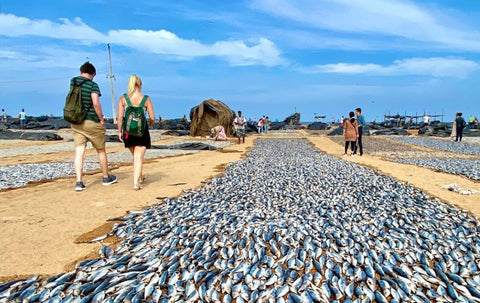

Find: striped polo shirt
<box><xmin>70</xmin><ymin>76</ymin><xmax>102</xmax><ymax>123</ymax></box>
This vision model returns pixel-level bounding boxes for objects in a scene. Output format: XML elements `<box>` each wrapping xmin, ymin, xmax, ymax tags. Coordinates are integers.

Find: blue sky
<box><xmin>1</xmin><ymin>0</ymin><xmax>480</xmax><ymax>123</ymax></box>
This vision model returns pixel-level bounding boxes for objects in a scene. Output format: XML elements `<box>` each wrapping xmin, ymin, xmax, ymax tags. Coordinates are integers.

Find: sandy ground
<box><xmin>1</xmin><ymin>131</ymin><xmax>480</xmax><ymax>282</ymax></box>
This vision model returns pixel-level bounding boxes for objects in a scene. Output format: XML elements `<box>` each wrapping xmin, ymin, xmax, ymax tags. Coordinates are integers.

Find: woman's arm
<box><xmin>145</xmin><ymin>97</ymin><xmax>155</xmax><ymax>127</ymax></box>
<box><xmin>117</xmin><ymin>95</ymin><xmax>125</xmax><ymax>142</ymax></box>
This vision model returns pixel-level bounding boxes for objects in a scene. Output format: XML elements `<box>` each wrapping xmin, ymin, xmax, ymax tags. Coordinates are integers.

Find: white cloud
<box><xmin>251</xmin><ymin>0</ymin><xmax>480</xmax><ymax>51</ymax></box>
<box><xmin>0</xmin><ymin>50</ymin><xmax>20</xmax><ymax>59</ymax></box>
<box><xmin>0</xmin><ymin>14</ymin><xmax>105</xmax><ymax>42</ymax></box>
<box><xmin>302</xmin><ymin>57</ymin><xmax>480</xmax><ymax>78</ymax></box>
<box><xmin>0</xmin><ymin>13</ymin><xmax>284</xmax><ymax>66</ymax></box>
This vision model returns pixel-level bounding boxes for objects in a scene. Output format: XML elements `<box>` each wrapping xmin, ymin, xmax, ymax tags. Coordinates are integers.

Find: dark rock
<box><xmin>0</xmin><ymin>131</ymin><xmax>63</xmax><ymax>141</ymax></box>
<box><xmin>105</xmin><ymin>135</ymin><xmax>122</xmax><ymax>142</ymax></box>
<box><xmin>158</xmin><ymin>118</ymin><xmax>190</xmax><ymax>130</ymax></box>
<box><xmin>269</xmin><ymin>122</ymin><xmax>287</xmax><ymax>130</ymax></box>
<box><xmin>327</xmin><ymin>127</ymin><xmax>344</xmax><ymax>136</ymax></box>
<box><xmin>418</xmin><ymin>126</ymin><xmax>434</xmax><ymax>135</ymax></box>
<box><xmin>162</xmin><ymin>130</ymin><xmax>190</xmax><ymax>136</ymax></box>
<box><xmin>371</xmin><ymin>128</ymin><xmax>408</xmax><ymax>136</ymax></box>
<box><xmin>284</xmin><ymin>113</ymin><xmax>300</xmax><ymax>125</ymax></box>
<box><xmin>152</xmin><ymin>142</ymin><xmax>218</xmax><ymax>150</ymax></box>
<box><xmin>308</xmin><ymin>122</ymin><xmax>330</xmax><ymax>130</ymax></box>
<box><xmin>367</xmin><ymin>123</ymin><xmax>385</xmax><ymax>130</ymax></box>
<box><xmin>104</xmin><ymin>122</ymin><xmax>117</xmax><ymax>130</ymax></box>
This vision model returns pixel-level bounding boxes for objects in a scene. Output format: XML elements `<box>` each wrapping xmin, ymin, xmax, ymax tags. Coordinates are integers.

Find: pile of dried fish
<box><xmin>394</xmin><ymin>158</ymin><xmax>480</xmax><ymax>181</ymax></box>
<box><xmin>389</xmin><ymin>136</ymin><xmax>480</xmax><ymax>156</ymax></box>
<box><xmin>1</xmin><ymin>139</ymin><xmax>480</xmax><ymax>302</ymax></box>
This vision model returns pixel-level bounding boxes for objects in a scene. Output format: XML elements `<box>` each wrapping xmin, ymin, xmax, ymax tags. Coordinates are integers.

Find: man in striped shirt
<box><xmin>70</xmin><ymin>62</ymin><xmax>117</xmax><ymax>191</ymax></box>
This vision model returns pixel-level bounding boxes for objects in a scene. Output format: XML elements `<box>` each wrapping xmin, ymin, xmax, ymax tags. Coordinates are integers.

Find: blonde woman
<box><xmin>117</xmin><ymin>74</ymin><xmax>155</xmax><ymax>190</ymax></box>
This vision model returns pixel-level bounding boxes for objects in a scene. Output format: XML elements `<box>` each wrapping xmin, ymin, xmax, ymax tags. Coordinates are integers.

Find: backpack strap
<box><xmin>123</xmin><ymin>94</ymin><xmax>148</xmax><ymax>107</ymax></box>
<box><xmin>123</xmin><ymin>94</ymin><xmax>133</xmax><ymax>107</ymax></box>
<box><xmin>74</xmin><ymin>78</ymin><xmax>88</xmax><ymax>87</ymax></box>
<box><xmin>74</xmin><ymin>78</ymin><xmax>92</xmax><ymax>113</ymax></box>
<box><xmin>139</xmin><ymin>95</ymin><xmax>148</xmax><ymax>107</ymax></box>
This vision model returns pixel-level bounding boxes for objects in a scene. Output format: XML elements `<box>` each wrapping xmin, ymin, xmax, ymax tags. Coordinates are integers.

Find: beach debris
<box><xmin>1</xmin><ymin>139</ymin><xmax>480</xmax><ymax>302</ymax></box>
<box><xmin>441</xmin><ymin>183</ymin><xmax>479</xmax><ymax>195</ymax></box>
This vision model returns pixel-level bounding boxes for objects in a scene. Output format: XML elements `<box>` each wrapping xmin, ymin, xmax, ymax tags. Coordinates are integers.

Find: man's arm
<box><xmin>91</xmin><ymin>92</ymin><xmax>105</xmax><ymax>126</ymax></box>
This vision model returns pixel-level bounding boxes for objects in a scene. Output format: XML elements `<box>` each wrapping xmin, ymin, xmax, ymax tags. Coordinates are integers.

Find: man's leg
<box><xmin>96</xmin><ymin>148</ymin><xmax>110</xmax><ymax>178</ymax></box>
<box><xmin>358</xmin><ymin>127</ymin><xmax>363</xmax><ymax>155</ymax></box>
<box><xmin>74</xmin><ymin>145</ymin><xmax>86</xmax><ymax>182</ymax></box>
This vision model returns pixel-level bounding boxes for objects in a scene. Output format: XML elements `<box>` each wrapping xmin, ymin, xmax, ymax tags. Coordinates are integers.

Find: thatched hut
<box><xmin>189</xmin><ymin>99</ymin><xmax>235</xmax><ymax>137</ymax></box>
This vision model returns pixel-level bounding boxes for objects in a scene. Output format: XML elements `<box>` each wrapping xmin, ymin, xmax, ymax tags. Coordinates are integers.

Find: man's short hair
<box><xmin>80</xmin><ymin>62</ymin><xmax>96</xmax><ymax>75</ymax></box>
<box><xmin>238</xmin><ymin>111</ymin><xmax>242</xmax><ymax>115</ymax></box>
<box><xmin>355</xmin><ymin>108</ymin><xmax>362</xmax><ymax>113</ymax></box>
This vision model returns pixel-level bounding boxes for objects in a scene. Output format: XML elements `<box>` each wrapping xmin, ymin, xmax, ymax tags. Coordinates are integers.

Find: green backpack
<box><xmin>123</xmin><ymin>94</ymin><xmax>148</xmax><ymax>138</ymax></box>
<box><xmin>64</xmin><ymin>78</ymin><xmax>91</xmax><ymax>123</ymax></box>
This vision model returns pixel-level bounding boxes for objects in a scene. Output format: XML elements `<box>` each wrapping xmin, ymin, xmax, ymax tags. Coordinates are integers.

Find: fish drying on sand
<box><xmin>1</xmin><ymin>139</ymin><xmax>480</xmax><ymax>302</ymax></box>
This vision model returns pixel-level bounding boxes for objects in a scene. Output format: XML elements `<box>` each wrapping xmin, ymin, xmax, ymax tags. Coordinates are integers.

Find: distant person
<box><xmin>331</xmin><ymin>117</ymin><xmax>335</xmax><ymax>125</ymax></box>
<box><xmin>343</xmin><ymin>111</ymin><xmax>358</xmax><ymax>156</ymax></box>
<box><xmin>264</xmin><ymin>116</ymin><xmax>270</xmax><ymax>133</ymax></box>
<box><xmin>353</xmin><ymin>108</ymin><xmax>365</xmax><ymax>156</ymax></box>
<box><xmin>340</xmin><ymin>115</ymin><xmax>345</xmax><ymax>127</ymax></box>
<box><xmin>474</xmin><ymin>117</ymin><xmax>478</xmax><ymax>129</ymax></box>
<box><xmin>257</xmin><ymin>118</ymin><xmax>263</xmax><ymax>134</ymax></box>
<box><xmin>469</xmin><ymin>115</ymin><xmax>475</xmax><ymax>129</ymax></box>
<box><xmin>70</xmin><ymin>61</ymin><xmax>117</xmax><ymax>191</ymax></box>
<box><xmin>18</xmin><ymin>108</ymin><xmax>26</xmax><ymax>129</ymax></box>
<box><xmin>422</xmin><ymin>114</ymin><xmax>430</xmax><ymax>127</ymax></box>
<box><xmin>1</xmin><ymin>109</ymin><xmax>6</xmax><ymax>122</ymax></box>
<box><xmin>117</xmin><ymin>74</ymin><xmax>155</xmax><ymax>190</ymax></box>
<box><xmin>455</xmin><ymin>112</ymin><xmax>466</xmax><ymax>142</ymax></box>
<box><xmin>210</xmin><ymin>125</ymin><xmax>227</xmax><ymax>141</ymax></box>
<box><xmin>450</xmin><ymin>113</ymin><xmax>459</xmax><ymax>140</ymax></box>
<box><xmin>233</xmin><ymin>111</ymin><xmax>246</xmax><ymax>144</ymax></box>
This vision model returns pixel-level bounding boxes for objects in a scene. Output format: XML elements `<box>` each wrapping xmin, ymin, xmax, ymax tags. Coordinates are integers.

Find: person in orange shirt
<box><xmin>343</xmin><ymin>111</ymin><xmax>359</xmax><ymax>156</ymax></box>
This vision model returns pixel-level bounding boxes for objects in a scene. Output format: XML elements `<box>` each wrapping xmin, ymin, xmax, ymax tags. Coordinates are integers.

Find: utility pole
<box><xmin>107</xmin><ymin>43</ymin><xmax>117</xmax><ymax>123</ymax></box>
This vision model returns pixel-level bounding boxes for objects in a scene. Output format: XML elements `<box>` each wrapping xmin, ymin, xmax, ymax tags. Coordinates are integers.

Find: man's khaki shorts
<box><xmin>71</xmin><ymin>120</ymin><xmax>106</xmax><ymax>150</ymax></box>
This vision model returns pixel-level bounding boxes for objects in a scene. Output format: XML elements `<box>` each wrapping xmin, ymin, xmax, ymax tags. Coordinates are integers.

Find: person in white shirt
<box><xmin>423</xmin><ymin>114</ymin><xmax>430</xmax><ymax>127</ymax></box>
<box><xmin>233</xmin><ymin>111</ymin><xmax>246</xmax><ymax>144</ymax></box>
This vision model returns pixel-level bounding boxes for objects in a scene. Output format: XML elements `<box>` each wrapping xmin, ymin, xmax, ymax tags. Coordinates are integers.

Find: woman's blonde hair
<box><xmin>127</xmin><ymin>74</ymin><xmax>142</xmax><ymax>96</ymax></box>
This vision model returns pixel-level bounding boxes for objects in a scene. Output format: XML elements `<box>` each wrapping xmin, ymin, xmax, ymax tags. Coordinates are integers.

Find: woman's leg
<box><xmin>344</xmin><ymin>141</ymin><xmax>349</xmax><ymax>154</ymax></box>
<box><xmin>133</xmin><ymin>146</ymin><xmax>147</xmax><ymax>188</ymax></box>
<box><xmin>350</xmin><ymin>141</ymin><xmax>356</xmax><ymax>153</ymax></box>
